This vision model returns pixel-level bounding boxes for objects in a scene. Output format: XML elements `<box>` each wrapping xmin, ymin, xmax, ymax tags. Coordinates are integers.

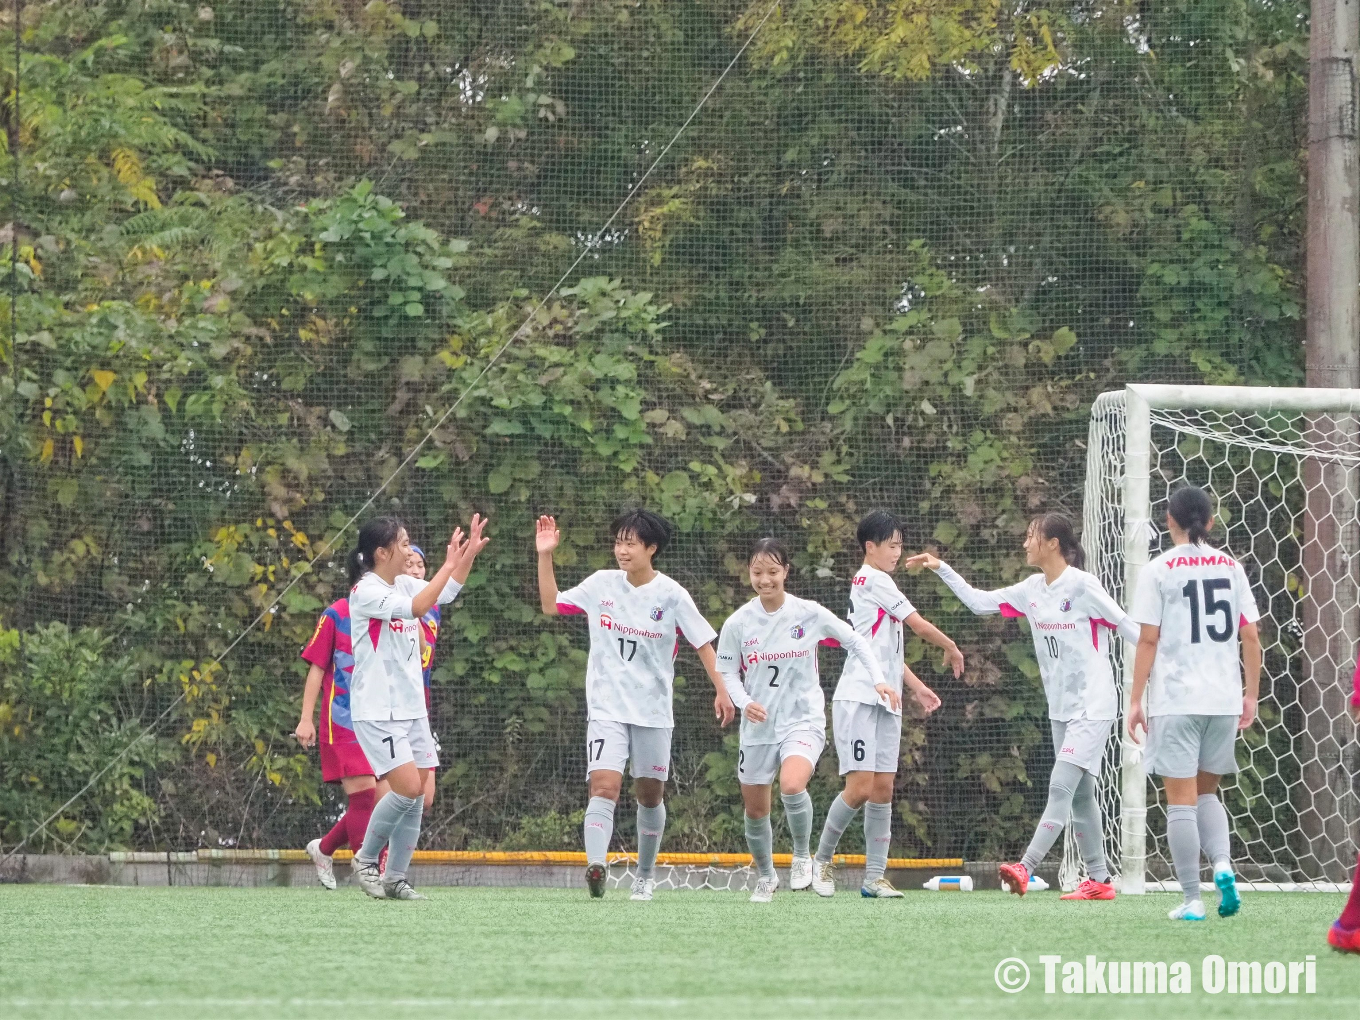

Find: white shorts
<box><xmin>832</xmin><ymin>701</ymin><xmax>902</xmax><ymax>775</ymax></box>
<box><xmin>738</xmin><ymin>729</ymin><xmax>826</xmax><ymax>786</ymax></box>
<box><xmin>585</xmin><ymin>720</ymin><xmax>672</xmax><ymax>781</ymax></box>
<box><xmin>1051</xmin><ymin>717</ymin><xmax>1114</xmax><ymax>778</ymax></box>
<box><xmin>1146</xmin><ymin>714</ymin><xmax>1239</xmax><ymax>779</ymax></box>
<box><xmin>353</xmin><ymin>717</ymin><xmax>439</xmax><ymax>776</ymax></box>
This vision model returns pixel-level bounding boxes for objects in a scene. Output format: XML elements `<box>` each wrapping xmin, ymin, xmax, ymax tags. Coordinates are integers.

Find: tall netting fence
<box><xmin>0</xmin><ymin>0</ymin><xmax>1325</xmax><ymax>869</ymax></box>
<box><xmin>1079</xmin><ymin>391</ymin><xmax>1360</xmax><ymax>888</ymax></box>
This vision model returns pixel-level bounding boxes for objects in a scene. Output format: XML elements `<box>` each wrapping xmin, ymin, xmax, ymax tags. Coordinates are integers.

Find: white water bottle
<box><xmin>923</xmin><ymin>875</ymin><xmax>973</xmax><ymax>892</ymax></box>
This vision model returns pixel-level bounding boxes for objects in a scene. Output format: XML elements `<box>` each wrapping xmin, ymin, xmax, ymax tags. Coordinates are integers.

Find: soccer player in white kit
<box><xmin>716</xmin><ymin>538</ymin><xmax>891</xmax><ymax>902</ymax></box>
<box><xmin>536</xmin><ymin>509</ymin><xmax>736</xmax><ymax>900</ymax></box>
<box><xmin>909</xmin><ymin>513</ymin><xmax>1140</xmax><ymax>900</ymax></box>
<box><xmin>347</xmin><ymin>513</ymin><xmax>489</xmax><ymax>900</ymax></box>
<box><xmin>1126</xmin><ymin>486</ymin><xmax>1262</xmax><ymax>922</ymax></box>
<box><xmin>812</xmin><ymin>510</ymin><xmax>959</xmax><ymax>899</ymax></box>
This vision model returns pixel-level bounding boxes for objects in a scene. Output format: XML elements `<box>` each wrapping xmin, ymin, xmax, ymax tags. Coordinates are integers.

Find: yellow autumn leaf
<box><xmin>72</xmin><ymin>436</ymin><xmax>84</xmax><ymax>458</ymax></box>
<box><xmin>91</xmin><ymin>370</ymin><xmax>116</xmax><ymax>393</ymax></box>
<box><xmin>205</xmin><ymin>752</ymin><xmax>217</xmax><ymax>768</ymax></box>
<box><xmin>39</xmin><ymin>438</ymin><xmax>53</xmax><ymax>464</ymax></box>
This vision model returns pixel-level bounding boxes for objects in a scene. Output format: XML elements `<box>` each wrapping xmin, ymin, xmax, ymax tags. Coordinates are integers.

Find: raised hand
<box><xmin>535</xmin><ymin>515</ymin><xmax>560</xmax><ymax>555</ymax></box>
<box><xmin>904</xmin><ymin>551</ymin><xmax>941</xmax><ymax>571</ymax></box>
<box><xmin>442</xmin><ymin>526</ymin><xmax>467</xmax><ymax>572</ymax></box>
<box><xmin>450</xmin><ymin>514</ymin><xmax>490</xmax><ymax>583</ymax></box>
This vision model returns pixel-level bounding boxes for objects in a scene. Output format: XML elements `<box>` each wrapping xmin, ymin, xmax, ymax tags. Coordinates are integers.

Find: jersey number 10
<box><xmin>1181</xmin><ymin>578</ymin><xmax>1235</xmax><ymax>644</ymax></box>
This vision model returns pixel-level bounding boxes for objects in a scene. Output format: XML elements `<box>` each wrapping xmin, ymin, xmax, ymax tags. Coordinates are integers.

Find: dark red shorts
<box><xmin>319</xmin><ymin>726</ymin><xmax>375</xmax><ymax>783</ymax></box>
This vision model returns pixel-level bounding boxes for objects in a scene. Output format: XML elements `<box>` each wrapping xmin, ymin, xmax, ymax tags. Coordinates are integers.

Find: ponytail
<box><xmin>1030</xmin><ymin>512</ymin><xmax>1085</xmax><ymax>569</ymax></box>
<box><xmin>1168</xmin><ymin>486</ymin><xmax>1213</xmax><ymax>545</ymax></box>
<box><xmin>347</xmin><ymin>516</ymin><xmax>405</xmax><ymax>585</ymax></box>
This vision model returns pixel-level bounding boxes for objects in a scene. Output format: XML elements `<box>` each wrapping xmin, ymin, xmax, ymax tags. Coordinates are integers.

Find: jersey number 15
<box><xmin>1181</xmin><ymin>578</ymin><xmax>1234</xmax><ymax>644</ymax></box>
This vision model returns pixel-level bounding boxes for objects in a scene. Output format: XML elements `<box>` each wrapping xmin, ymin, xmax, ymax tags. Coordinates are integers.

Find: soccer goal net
<box><xmin>1074</xmin><ymin>384</ymin><xmax>1360</xmax><ymax>893</ymax></box>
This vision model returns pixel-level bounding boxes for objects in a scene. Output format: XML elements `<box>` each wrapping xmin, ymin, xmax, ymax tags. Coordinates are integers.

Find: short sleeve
<box><xmin>812</xmin><ymin>604</ymin><xmax>855</xmax><ymax>647</ymax></box>
<box><xmin>1081</xmin><ymin>575</ymin><xmax>1127</xmax><ymax>627</ymax></box>
<box><xmin>1235</xmin><ymin>563</ymin><xmax>1261</xmax><ymax>625</ymax></box>
<box><xmin>556</xmin><ymin>572</ymin><xmax>597</xmax><ymax>616</ymax></box>
<box><xmin>868</xmin><ymin>573</ymin><xmax>916</xmax><ymax>621</ymax></box>
<box><xmin>300</xmin><ymin>610</ymin><xmax>336</xmax><ymax>668</ymax></box>
<box><xmin>1128</xmin><ymin>566</ymin><xmax>1162</xmax><ymax>626</ymax></box>
<box><xmin>673</xmin><ymin>587</ymin><xmax>718</xmax><ymax>647</ymax></box>
<box><xmin>350</xmin><ymin>576</ymin><xmax>414</xmax><ymax>621</ymax></box>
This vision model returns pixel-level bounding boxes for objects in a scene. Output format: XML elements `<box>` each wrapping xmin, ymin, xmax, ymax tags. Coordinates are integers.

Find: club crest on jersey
<box><xmin>790</xmin><ymin>625</ymin><xmax>805</xmax><ymax>639</ymax></box>
<box><xmin>599</xmin><ymin>613</ymin><xmax>613</xmax><ymax>630</ymax></box>
<box><xmin>649</xmin><ymin>606</ymin><xmax>665</xmax><ymax>622</ymax></box>
<box><xmin>1059</xmin><ymin>598</ymin><xmax>1072</xmax><ymax>613</ymax></box>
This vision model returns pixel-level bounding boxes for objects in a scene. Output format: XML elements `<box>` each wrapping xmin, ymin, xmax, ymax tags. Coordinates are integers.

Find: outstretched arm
<box><xmin>412</xmin><ymin>514</ymin><xmax>488</xmax><ymax>618</ymax></box>
<box><xmin>905</xmin><ymin>612</ymin><xmax>964</xmax><ymax>678</ymax></box>
<box><xmin>536</xmin><ymin>515</ymin><xmax>561</xmax><ymax>616</ymax></box>
<box><xmin>905</xmin><ymin>553</ymin><xmax>1008</xmax><ymax>617</ymax></box>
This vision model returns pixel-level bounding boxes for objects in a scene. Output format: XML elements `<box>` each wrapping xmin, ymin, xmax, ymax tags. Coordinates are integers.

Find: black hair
<box><xmin>611</xmin><ymin>509</ymin><xmax>672</xmax><ymax>558</ymax></box>
<box><xmin>348</xmin><ymin>516</ymin><xmax>405</xmax><ymax>585</ymax></box>
<box><xmin>1030</xmin><ymin>512</ymin><xmax>1085</xmax><ymax>569</ymax></box>
<box><xmin>856</xmin><ymin>509</ymin><xmax>901</xmax><ymax>552</ymax></box>
<box><xmin>749</xmin><ymin>537</ymin><xmax>791</xmax><ymax>568</ymax></box>
<box><xmin>1167</xmin><ymin>486</ymin><xmax>1213</xmax><ymax>545</ymax></box>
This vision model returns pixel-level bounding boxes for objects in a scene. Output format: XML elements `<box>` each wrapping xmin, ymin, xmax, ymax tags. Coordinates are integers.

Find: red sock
<box><xmin>343</xmin><ymin>787</ymin><xmax>377</xmax><ymax>853</ymax></box>
<box><xmin>1340</xmin><ymin>854</ymin><xmax>1360</xmax><ymax>930</ymax></box>
<box><xmin>317</xmin><ymin>815</ymin><xmax>348</xmax><ymax>857</ymax></box>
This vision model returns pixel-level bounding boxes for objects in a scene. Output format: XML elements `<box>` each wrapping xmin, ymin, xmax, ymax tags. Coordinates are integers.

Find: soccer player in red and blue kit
<box><xmin>295</xmin><ymin>597</ymin><xmax>380</xmax><ymax>889</ymax></box>
<box><xmin>1328</xmin><ymin>657</ymin><xmax>1360</xmax><ymax>954</ymax></box>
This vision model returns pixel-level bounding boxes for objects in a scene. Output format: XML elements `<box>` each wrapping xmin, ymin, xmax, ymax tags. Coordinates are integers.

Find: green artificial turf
<box><xmin>0</xmin><ymin>884</ymin><xmax>1354</xmax><ymax>1018</ymax></box>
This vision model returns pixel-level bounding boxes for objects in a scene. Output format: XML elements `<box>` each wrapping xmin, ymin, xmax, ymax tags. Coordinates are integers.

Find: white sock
<box><xmin>815</xmin><ymin>793</ymin><xmax>860</xmax><ymax>864</ymax></box>
<box><xmin>636</xmin><ymin>802</ymin><xmax>666</xmax><ymax>879</ymax></box>
<box><xmin>781</xmin><ymin>790</ymin><xmax>814</xmax><ymax>857</ymax></box>
<box><xmin>863</xmin><ymin>801</ymin><xmax>892</xmax><ymax>883</ymax></box>
<box><xmin>584</xmin><ymin>796</ymin><xmax>616</xmax><ymax>865</ymax></box>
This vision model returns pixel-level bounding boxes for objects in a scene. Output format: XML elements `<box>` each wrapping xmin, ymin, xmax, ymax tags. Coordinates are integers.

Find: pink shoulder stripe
<box><xmin>998</xmin><ymin>603</ymin><xmax>1025</xmax><ymax>618</ymax></box>
<box><xmin>556</xmin><ymin>603</ymin><xmax>587</xmax><ymax>616</ymax></box>
<box><xmin>818</xmin><ymin>637</ymin><xmax>842</xmax><ymax>648</ymax></box>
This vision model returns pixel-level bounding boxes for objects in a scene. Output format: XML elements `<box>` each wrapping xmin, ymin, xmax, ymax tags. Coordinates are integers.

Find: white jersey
<box><xmin>831</xmin><ymin>564</ymin><xmax>916</xmax><ymax>715</ymax></box>
<box><xmin>716</xmin><ymin>594</ymin><xmax>887</xmax><ymax>744</ymax></box>
<box><xmin>557</xmin><ymin>570</ymin><xmax>718</xmax><ymax>728</ymax></box>
<box><xmin>935</xmin><ymin>562</ymin><xmax>1137</xmax><ymax>721</ymax></box>
<box><xmin>349</xmin><ymin>572</ymin><xmax>463</xmax><ymax>722</ymax></box>
<box><xmin>1130</xmin><ymin>543</ymin><xmax>1261</xmax><ymax>716</ymax></box>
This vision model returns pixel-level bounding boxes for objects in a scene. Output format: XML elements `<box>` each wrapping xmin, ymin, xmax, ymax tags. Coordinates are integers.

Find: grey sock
<box><xmin>383</xmin><ymin>795</ymin><xmax>424</xmax><ymax>882</ymax></box>
<box><xmin>583</xmin><ymin>796</ymin><xmax>616</xmax><ymax>865</ymax></box>
<box><xmin>863</xmin><ymin>801</ymin><xmax>893</xmax><ymax>883</ymax></box>
<box><xmin>781</xmin><ymin>790</ymin><xmax>814</xmax><ymax>858</ymax></box>
<box><xmin>1167</xmin><ymin>804</ymin><xmax>1202</xmax><ymax>904</ymax></box>
<box><xmin>815</xmin><ymin>793</ymin><xmax>860</xmax><ymax>864</ymax></box>
<box><xmin>1020</xmin><ymin>761</ymin><xmax>1083</xmax><ymax>874</ymax></box>
<box><xmin>744</xmin><ymin>813</ymin><xmax>776</xmax><ymax>880</ymax></box>
<box><xmin>1197</xmin><ymin>793</ymin><xmax>1232</xmax><ymax>871</ymax></box>
<box><xmin>636</xmin><ymin>802</ymin><xmax>666</xmax><ymax>879</ymax></box>
<box><xmin>356</xmin><ymin>791</ymin><xmax>417</xmax><ymax>864</ymax></box>
<box><xmin>1070</xmin><ymin>771</ymin><xmax>1110</xmax><ymax>883</ymax></box>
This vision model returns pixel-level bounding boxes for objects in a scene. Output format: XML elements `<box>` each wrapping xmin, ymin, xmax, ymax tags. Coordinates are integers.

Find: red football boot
<box><xmin>1061</xmin><ymin>878</ymin><xmax>1117</xmax><ymax>900</ymax></box>
<box><xmin>999</xmin><ymin>862</ymin><xmax>1030</xmax><ymax>896</ymax></box>
<box><xmin>1328</xmin><ymin>921</ymin><xmax>1360</xmax><ymax>954</ymax></box>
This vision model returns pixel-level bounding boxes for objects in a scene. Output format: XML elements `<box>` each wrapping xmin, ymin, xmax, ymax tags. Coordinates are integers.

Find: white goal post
<box><xmin>1076</xmin><ymin>384</ymin><xmax>1360</xmax><ymax>894</ymax></box>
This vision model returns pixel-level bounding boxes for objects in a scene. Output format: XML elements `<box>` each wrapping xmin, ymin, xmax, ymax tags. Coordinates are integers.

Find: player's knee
<box><xmin>589</xmin><ymin>773</ymin><xmax>623</xmax><ymax>801</ymax></box>
<box><xmin>633</xmin><ymin>781</ymin><xmax>664</xmax><ymax>808</ymax></box>
<box><xmin>778</xmin><ymin>776</ymin><xmax>807</xmax><ymax>796</ymax></box>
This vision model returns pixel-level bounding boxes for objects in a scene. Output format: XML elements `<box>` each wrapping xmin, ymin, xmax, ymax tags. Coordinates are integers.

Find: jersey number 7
<box><xmin>1181</xmin><ymin>578</ymin><xmax>1235</xmax><ymax>644</ymax></box>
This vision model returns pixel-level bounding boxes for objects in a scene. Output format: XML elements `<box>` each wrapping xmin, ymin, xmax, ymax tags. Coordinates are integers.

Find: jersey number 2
<box><xmin>1181</xmin><ymin>578</ymin><xmax>1234</xmax><ymax>643</ymax></box>
<box><xmin>767</xmin><ymin>665</ymin><xmax>780</xmax><ymax>688</ymax></box>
